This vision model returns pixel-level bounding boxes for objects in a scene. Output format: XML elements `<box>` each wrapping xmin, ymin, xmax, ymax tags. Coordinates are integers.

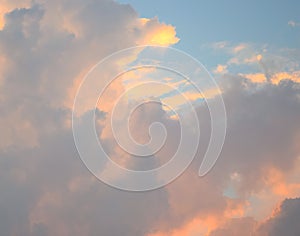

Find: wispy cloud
<box><xmin>288</xmin><ymin>20</ymin><xmax>300</xmax><ymax>27</ymax></box>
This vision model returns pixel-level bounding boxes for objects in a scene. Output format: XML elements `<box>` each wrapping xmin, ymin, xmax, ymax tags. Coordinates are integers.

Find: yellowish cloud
<box><xmin>240</xmin><ymin>73</ymin><xmax>267</xmax><ymax>83</ymax></box>
<box><xmin>0</xmin><ymin>6</ymin><xmax>8</xmax><ymax>29</ymax></box>
<box><xmin>138</xmin><ymin>18</ymin><xmax>180</xmax><ymax>46</ymax></box>
<box><xmin>214</xmin><ymin>64</ymin><xmax>228</xmax><ymax>74</ymax></box>
<box><xmin>271</xmin><ymin>71</ymin><xmax>300</xmax><ymax>84</ymax></box>
<box><xmin>240</xmin><ymin>71</ymin><xmax>300</xmax><ymax>84</ymax></box>
<box><xmin>139</xmin><ymin>17</ymin><xmax>150</xmax><ymax>26</ymax></box>
<box><xmin>256</xmin><ymin>54</ymin><xmax>262</xmax><ymax>61</ymax></box>
<box><xmin>161</xmin><ymin>88</ymin><xmax>220</xmax><ymax>111</ymax></box>
<box><xmin>147</xmin><ymin>26</ymin><xmax>179</xmax><ymax>46</ymax></box>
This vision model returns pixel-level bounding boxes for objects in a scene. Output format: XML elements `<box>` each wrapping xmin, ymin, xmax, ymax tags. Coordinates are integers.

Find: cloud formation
<box><xmin>0</xmin><ymin>1</ymin><xmax>300</xmax><ymax>236</ymax></box>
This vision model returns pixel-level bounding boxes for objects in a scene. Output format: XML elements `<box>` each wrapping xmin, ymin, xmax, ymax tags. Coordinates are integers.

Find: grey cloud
<box><xmin>209</xmin><ymin>217</ymin><xmax>257</xmax><ymax>236</ymax></box>
<box><xmin>152</xmin><ymin>78</ymin><xmax>300</xmax><ymax>234</ymax></box>
<box><xmin>211</xmin><ymin>78</ymin><xmax>300</xmax><ymax>196</ymax></box>
<box><xmin>0</xmin><ymin>0</ymin><xmax>151</xmax><ymax>149</ymax></box>
<box><xmin>258</xmin><ymin>198</ymin><xmax>300</xmax><ymax>236</ymax></box>
<box><xmin>209</xmin><ymin>198</ymin><xmax>300</xmax><ymax>236</ymax></box>
<box><xmin>0</xmin><ymin>1</ymin><xmax>172</xmax><ymax>235</ymax></box>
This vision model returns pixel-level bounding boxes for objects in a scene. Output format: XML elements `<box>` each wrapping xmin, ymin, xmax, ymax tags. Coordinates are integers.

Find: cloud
<box><xmin>0</xmin><ymin>0</ymin><xmax>180</xmax><ymax>149</ymax></box>
<box><xmin>0</xmin><ymin>1</ymin><xmax>180</xmax><ymax>235</ymax></box>
<box><xmin>208</xmin><ymin>198</ymin><xmax>300</xmax><ymax>236</ymax></box>
<box><xmin>238</xmin><ymin>70</ymin><xmax>300</xmax><ymax>84</ymax></box>
<box><xmin>258</xmin><ymin>198</ymin><xmax>300</xmax><ymax>235</ymax></box>
<box><xmin>288</xmin><ymin>20</ymin><xmax>300</xmax><ymax>27</ymax></box>
<box><xmin>143</xmin><ymin>77</ymin><xmax>300</xmax><ymax>236</ymax></box>
<box><xmin>137</xmin><ymin>17</ymin><xmax>180</xmax><ymax>46</ymax></box>
<box><xmin>209</xmin><ymin>217</ymin><xmax>257</xmax><ymax>236</ymax></box>
<box><xmin>0</xmin><ymin>0</ymin><xmax>31</xmax><ymax>29</ymax></box>
<box><xmin>232</xmin><ymin>43</ymin><xmax>248</xmax><ymax>53</ymax></box>
<box><xmin>0</xmin><ymin>1</ymin><xmax>300</xmax><ymax>236</ymax></box>
<box><xmin>209</xmin><ymin>42</ymin><xmax>300</xmax><ymax>87</ymax></box>
<box><xmin>214</xmin><ymin>64</ymin><xmax>228</xmax><ymax>74</ymax></box>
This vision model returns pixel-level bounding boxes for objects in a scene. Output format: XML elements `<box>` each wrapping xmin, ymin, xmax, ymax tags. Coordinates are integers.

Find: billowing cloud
<box><xmin>0</xmin><ymin>0</ymin><xmax>179</xmax><ymax>235</ymax></box>
<box><xmin>145</xmin><ymin>76</ymin><xmax>300</xmax><ymax>236</ymax></box>
<box><xmin>0</xmin><ymin>1</ymin><xmax>300</xmax><ymax>236</ymax></box>
<box><xmin>137</xmin><ymin>17</ymin><xmax>180</xmax><ymax>46</ymax></box>
<box><xmin>0</xmin><ymin>0</ymin><xmax>180</xmax><ymax>149</ymax></box>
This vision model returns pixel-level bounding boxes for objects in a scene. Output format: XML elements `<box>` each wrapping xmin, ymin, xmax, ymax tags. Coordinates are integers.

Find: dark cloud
<box><xmin>258</xmin><ymin>198</ymin><xmax>300</xmax><ymax>236</ymax></box>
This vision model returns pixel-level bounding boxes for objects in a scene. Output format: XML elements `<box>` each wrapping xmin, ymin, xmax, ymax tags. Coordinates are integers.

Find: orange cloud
<box><xmin>245</xmin><ymin>162</ymin><xmax>300</xmax><ymax>222</ymax></box>
<box><xmin>224</xmin><ymin>199</ymin><xmax>249</xmax><ymax>218</ymax></box>
<box><xmin>138</xmin><ymin>18</ymin><xmax>180</xmax><ymax>46</ymax></box>
<box><xmin>270</xmin><ymin>71</ymin><xmax>300</xmax><ymax>84</ymax></box>
<box><xmin>214</xmin><ymin>64</ymin><xmax>228</xmax><ymax>74</ymax></box>
<box><xmin>148</xmin><ymin>215</ymin><xmax>220</xmax><ymax>236</ymax></box>
<box><xmin>147</xmin><ymin>26</ymin><xmax>179</xmax><ymax>46</ymax></box>
<box><xmin>240</xmin><ymin>71</ymin><xmax>300</xmax><ymax>84</ymax></box>
<box><xmin>0</xmin><ymin>6</ymin><xmax>8</xmax><ymax>29</ymax></box>
<box><xmin>265</xmin><ymin>167</ymin><xmax>300</xmax><ymax>197</ymax></box>
<box><xmin>256</xmin><ymin>54</ymin><xmax>263</xmax><ymax>61</ymax></box>
<box><xmin>240</xmin><ymin>73</ymin><xmax>267</xmax><ymax>83</ymax></box>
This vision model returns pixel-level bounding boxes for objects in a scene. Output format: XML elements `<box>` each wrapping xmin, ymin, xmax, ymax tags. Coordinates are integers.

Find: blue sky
<box><xmin>117</xmin><ymin>0</ymin><xmax>300</xmax><ymax>83</ymax></box>
<box><xmin>117</xmin><ymin>0</ymin><xmax>300</xmax><ymax>54</ymax></box>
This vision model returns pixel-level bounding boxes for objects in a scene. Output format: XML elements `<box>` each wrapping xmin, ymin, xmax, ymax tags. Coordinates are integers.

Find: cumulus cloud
<box><xmin>0</xmin><ymin>0</ymin><xmax>178</xmax><ymax>235</ymax></box>
<box><xmin>0</xmin><ymin>1</ymin><xmax>300</xmax><ymax>236</ymax></box>
<box><xmin>0</xmin><ymin>0</ymin><xmax>179</xmax><ymax>149</ymax></box>
<box><xmin>137</xmin><ymin>17</ymin><xmax>180</xmax><ymax>46</ymax></box>
<box><xmin>146</xmin><ymin>76</ymin><xmax>300</xmax><ymax>236</ymax></box>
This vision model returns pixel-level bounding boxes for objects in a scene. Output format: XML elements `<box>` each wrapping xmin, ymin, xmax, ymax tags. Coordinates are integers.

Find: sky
<box><xmin>117</xmin><ymin>0</ymin><xmax>300</xmax><ymax>49</ymax></box>
<box><xmin>0</xmin><ymin>0</ymin><xmax>300</xmax><ymax>235</ymax></box>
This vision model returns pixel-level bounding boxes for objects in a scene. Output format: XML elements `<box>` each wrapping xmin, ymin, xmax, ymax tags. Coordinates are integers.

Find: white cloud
<box><xmin>288</xmin><ymin>20</ymin><xmax>300</xmax><ymax>27</ymax></box>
